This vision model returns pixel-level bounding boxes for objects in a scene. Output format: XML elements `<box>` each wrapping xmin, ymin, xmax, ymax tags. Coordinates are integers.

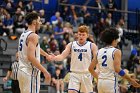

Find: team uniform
<box><xmin>97</xmin><ymin>46</ymin><xmax>119</xmax><ymax>93</ymax></box>
<box><xmin>18</xmin><ymin>30</ymin><xmax>40</xmax><ymax>93</ymax></box>
<box><xmin>9</xmin><ymin>60</ymin><xmax>20</xmax><ymax>93</ymax></box>
<box><xmin>68</xmin><ymin>41</ymin><xmax>93</xmax><ymax>93</ymax></box>
<box><xmin>10</xmin><ymin>61</ymin><xmax>19</xmax><ymax>80</ymax></box>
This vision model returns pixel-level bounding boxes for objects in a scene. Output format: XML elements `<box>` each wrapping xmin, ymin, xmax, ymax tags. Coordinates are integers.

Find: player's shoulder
<box><xmin>113</xmin><ymin>48</ymin><xmax>121</xmax><ymax>55</ymax></box>
<box><xmin>90</xmin><ymin>42</ymin><xmax>98</xmax><ymax>49</ymax></box>
<box><xmin>67</xmin><ymin>42</ymin><xmax>73</xmax><ymax>47</ymax></box>
<box><xmin>114</xmin><ymin>48</ymin><xmax>121</xmax><ymax>53</ymax></box>
<box><xmin>25</xmin><ymin>32</ymin><xmax>39</xmax><ymax>45</ymax></box>
<box><xmin>91</xmin><ymin>42</ymin><xmax>97</xmax><ymax>46</ymax></box>
<box><xmin>28</xmin><ymin>32</ymin><xmax>38</xmax><ymax>40</ymax></box>
<box><xmin>28</xmin><ymin>32</ymin><xmax>38</xmax><ymax>37</ymax></box>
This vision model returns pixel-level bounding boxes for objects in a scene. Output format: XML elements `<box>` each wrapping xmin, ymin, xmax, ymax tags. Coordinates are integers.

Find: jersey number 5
<box><xmin>102</xmin><ymin>55</ymin><xmax>107</xmax><ymax>66</ymax></box>
<box><xmin>78</xmin><ymin>53</ymin><xmax>82</xmax><ymax>61</ymax></box>
<box><xmin>19</xmin><ymin>39</ymin><xmax>23</xmax><ymax>51</ymax></box>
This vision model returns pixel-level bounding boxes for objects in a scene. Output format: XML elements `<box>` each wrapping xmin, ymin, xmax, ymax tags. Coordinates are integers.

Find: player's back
<box><xmin>97</xmin><ymin>46</ymin><xmax>118</xmax><ymax>80</ymax></box>
<box><xmin>18</xmin><ymin>30</ymin><xmax>40</xmax><ymax>76</ymax></box>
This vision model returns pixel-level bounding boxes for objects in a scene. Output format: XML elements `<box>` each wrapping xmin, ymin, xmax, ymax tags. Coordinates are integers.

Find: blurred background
<box><xmin>0</xmin><ymin>0</ymin><xmax>140</xmax><ymax>93</ymax></box>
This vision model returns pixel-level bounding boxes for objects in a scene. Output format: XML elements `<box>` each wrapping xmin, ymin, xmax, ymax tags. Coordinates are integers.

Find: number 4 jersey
<box><xmin>97</xmin><ymin>46</ymin><xmax>118</xmax><ymax>80</ymax></box>
<box><xmin>70</xmin><ymin>41</ymin><xmax>93</xmax><ymax>73</ymax></box>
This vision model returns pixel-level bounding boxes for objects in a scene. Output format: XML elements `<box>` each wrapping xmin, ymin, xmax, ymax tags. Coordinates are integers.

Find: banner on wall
<box><xmin>30</xmin><ymin>0</ymin><xmax>48</xmax><ymax>4</ymax></box>
<box><xmin>45</xmin><ymin>0</ymin><xmax>49</xmax><ymax>4</ymax></box>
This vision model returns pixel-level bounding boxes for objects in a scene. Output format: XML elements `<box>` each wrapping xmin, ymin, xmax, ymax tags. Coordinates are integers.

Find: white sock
<box><xmin>57</xmin><ymin>90</ymin><xmax>60</xmax><ymax>93</ymax></box>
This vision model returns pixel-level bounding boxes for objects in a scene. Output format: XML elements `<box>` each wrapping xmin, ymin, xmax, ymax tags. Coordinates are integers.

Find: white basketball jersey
<box><xmin>18</xmin><ymin>30</ymin><xmax>40</xmax><ymax>76</ymax></box>
<box><xmin>97</xmin><ymin>46</ymin><xmax>118</xmax><ymax>80</ymax></box>
<box><xmin>70</xmin><ymin>41</ymin><xmax>92</xmax><ymax>73</ymax></box>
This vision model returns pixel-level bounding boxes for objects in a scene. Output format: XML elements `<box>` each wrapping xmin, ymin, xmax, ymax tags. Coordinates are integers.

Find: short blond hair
<box><xmin>78</xmin><ymin>25</ymin><xmax>89</xmax><ymax>34</ymax></box>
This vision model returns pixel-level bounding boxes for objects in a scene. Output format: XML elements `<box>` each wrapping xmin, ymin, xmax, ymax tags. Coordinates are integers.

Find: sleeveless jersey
<box><xmin>18</xmin><ymin>30</ymin><xmax>40</xmax><ymax>76</ymax></box>
<box><xmin>97</xmin><ymin>46</ymin><xmax>118</xmax><ymax>80</ymax></box>
<box><xmin>70</xmin><ymin>41</ymin><xmax>92</xmax><ymax>73</ymax></box>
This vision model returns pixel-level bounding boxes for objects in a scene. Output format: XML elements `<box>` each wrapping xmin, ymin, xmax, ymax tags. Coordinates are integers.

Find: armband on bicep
<box><xmin>118</xmin><ymin>69</ymin><xmax>125</xmax><ymax>76</ymax></box>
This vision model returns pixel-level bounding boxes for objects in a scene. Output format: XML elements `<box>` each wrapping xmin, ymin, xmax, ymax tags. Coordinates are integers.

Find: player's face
<box><xmin>35</xmin><ymin>17</ymin><xmax>42</xmax><ymax>31</ymax></box>
<box><xmin>113</xmin><ymin>39</ymin><xmax>119</xmax><ymax>47</ymax></box>
<box><xmin>77</xmin><ymin>32</ymin><xmax>88</xmax><ymax>44</ymax></box>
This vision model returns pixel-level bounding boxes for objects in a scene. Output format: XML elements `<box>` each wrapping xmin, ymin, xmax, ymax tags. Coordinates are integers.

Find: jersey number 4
<box><xmin>78</xmin><ymin>53</ymin><xmax>82</xmax><ymax>61</ymax></box>
<box><xmin>102</xmin><ymin>55</ymin><xmax>107</xmax><ymax>66</ymax></box>
<box><xmin>19</xmin><ymin>39</ymin><xmax>23</xmax><ymax>51</ymax></box>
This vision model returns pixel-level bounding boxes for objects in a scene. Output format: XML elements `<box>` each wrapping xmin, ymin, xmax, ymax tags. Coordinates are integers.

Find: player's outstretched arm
<box><xmin>114</xmin><ymin>49</ymin><xmax>140</xmax><ymax>88</ymax></box>
<box><xmin>40</xmin><ymin>48</ymin><xmax>55</xmax><ymax>61</ymax></box>
<box><xmin>89</xmin><ymin>55</ymin><xmax>98</xmax><ymax>80</ymax></box>
<box><xmin>54</xmin><ymin>42</ymin><xmax>71</xmax><ymax>61</ymax></box>
<box><xmin>89</xmin><ymin>43</ymin><xmax>98</xmax><ymax>79</ymax></box>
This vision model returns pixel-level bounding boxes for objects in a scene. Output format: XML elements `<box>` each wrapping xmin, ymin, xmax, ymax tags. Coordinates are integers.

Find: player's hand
<box><xmin>50</xmin><ymin>53</ymin><xmax>55</xmax><ymax>61</ymax></box>
<box><xmin>45</xmin><ymin>54</ymin><xmax>55</xmax><ymax>62</ymax></box>
<box><xmin>130</xmin><ymin>78</ymin><xmax>140</xmax><ymax>88</ymax></box>
<box><xmin>3</xmin><ymin>77</ymin><xmax>8</xmax><ymax>82</ymax></box>
<box><xmin>45</xmin><ymin>55</ymin><xmax>51</xmax><ymax>61</ymax></box>
<box><xmin>43</xmin><ymin>71</ymin><xmax>51</xmax><ymax>85</ymax></box>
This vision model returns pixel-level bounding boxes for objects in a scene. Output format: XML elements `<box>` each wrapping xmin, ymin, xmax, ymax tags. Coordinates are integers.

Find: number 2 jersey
<box><xmin>18</xmin><ymin>31</ymin><xmax>40</xmax><ymax>76</ymax></box>
<box><xmin>70</xmin><ymin>41</ymin><xmax>93</xmax><ymax>73</ymax></box>
<box><xmin>97</xmin><ymin>46</ymin><xmax>118</xmax><ymax>80</ymax></box>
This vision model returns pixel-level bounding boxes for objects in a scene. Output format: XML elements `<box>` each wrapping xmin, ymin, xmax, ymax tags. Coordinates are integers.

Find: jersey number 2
<box><xmin>102</xmin><ymin>55</ymin><xmax>107</xmax><ymax>66</ymax></box>
<box><xmin>78</xmin><ymin>53</ymin><xmax>82</xmax><ymax>61</ymax></box>
<box><xmin>19</xmin><ymin>39</ymin><xmax>23</xmax><ymax>51</ymax></box>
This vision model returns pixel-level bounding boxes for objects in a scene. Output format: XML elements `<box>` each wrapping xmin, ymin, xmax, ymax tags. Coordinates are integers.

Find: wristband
<box><xmin>118</xmin><ymin>69</ymin><xmax>125</xmax><ymax>76</ymax></box>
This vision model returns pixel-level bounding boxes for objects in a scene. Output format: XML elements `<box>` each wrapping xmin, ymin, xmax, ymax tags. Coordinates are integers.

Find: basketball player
<box><xmin>18</xmin><ymin>12</ymin><xmax>52</xmax><ymax>93</ymax></box>
<box><xmin>89</xmin><ymin>28</ymin><xmax>140</xmax><ymax>93</ymax></box>
<box><xmin>53</xmin><ymin>25</ymin><xmax>98</xmax><ymax>93</ymax></box>
<box><xmin>3</xmin><ymin>52</ymin><xmax>20</xmax><ymax>93</ymax></box>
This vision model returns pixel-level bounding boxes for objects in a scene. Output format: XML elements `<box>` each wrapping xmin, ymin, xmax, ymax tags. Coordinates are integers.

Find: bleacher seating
<box><xmin>0</xmin><ymin>36</ymin><xmax>18</xmax><ymax>62</ymax></box>
<box><xmin>0</xmin><ymin>36</ymin><xmax>18</xmax><ymax>91</ymax></box>
<box><xmin>0</xmin><ymin>0</ymin><xmax>139</xmax><ymax>92</ymax></box>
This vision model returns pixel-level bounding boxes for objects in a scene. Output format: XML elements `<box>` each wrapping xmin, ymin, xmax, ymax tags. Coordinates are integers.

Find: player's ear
<box><xmin>32</xmin><ymin>20</ymin><xmax>37</xmax><ymax>25</ymax></box>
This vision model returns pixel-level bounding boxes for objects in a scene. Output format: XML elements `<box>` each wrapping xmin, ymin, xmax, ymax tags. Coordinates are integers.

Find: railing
<box><xmin>59</xmin><ymin>3</ymin><xmax>137</xmax><ymax>14</ymax></box>
<box><xmin>59</xmin><ymin>3</ymin><xmax>140</xmax><ymax>32</ymax></box>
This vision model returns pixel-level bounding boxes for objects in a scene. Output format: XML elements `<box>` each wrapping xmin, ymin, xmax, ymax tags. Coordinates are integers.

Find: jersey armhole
<box><xmin>26</xmin><ymin>32</ymin><xmax>34</xmax><ymax>46</ymax></box>
<box><xmin>69</xmin><ymin>42</ymin><xmax>73</xmax><ymax>54</ymax></box>
<box><xmin>90</xmin><ymin>42</ymin><xmax>94</xmax><ymax>59</ymax></box>
<box><xmin>112</xmin><ymin>48</ymin><xmax>118</xmax><ymax>60</ymax></box>
<box><xmin>96</xmin><ymin>50</ymin><xmax>99</xmax><ymax>62</ymax></box>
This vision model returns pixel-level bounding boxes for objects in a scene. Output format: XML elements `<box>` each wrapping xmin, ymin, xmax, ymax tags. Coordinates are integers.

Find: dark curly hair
<box><xmin>100</xmin><ymin>27</ymin><xmax>119</xmax><ymax>45</ymax></box>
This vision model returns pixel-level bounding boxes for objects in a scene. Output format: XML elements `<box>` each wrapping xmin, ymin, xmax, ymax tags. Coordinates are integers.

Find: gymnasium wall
<box><xmin>12</xmin><ymin>0</ymin><xmax>139</xmax><ymax>29</ymax></box>
<box><xmin>128</xmin><ymin>0</ymin><xmax>140</xmax><ymax>10</ymax></box>
<box><xmin>128</xmin><ymin>0</ymin><xmax>140</xmax><ymax>29</ymax></box>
